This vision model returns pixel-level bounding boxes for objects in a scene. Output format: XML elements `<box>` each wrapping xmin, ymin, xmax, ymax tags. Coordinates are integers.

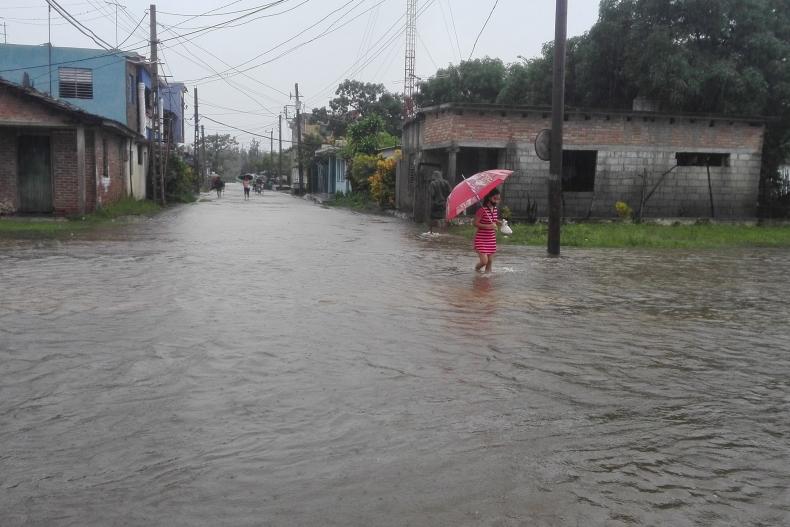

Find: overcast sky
<box><xmin>2</xmin><ymin>0</ymin><xmax>600</xmax><ymax>147</ymax></box>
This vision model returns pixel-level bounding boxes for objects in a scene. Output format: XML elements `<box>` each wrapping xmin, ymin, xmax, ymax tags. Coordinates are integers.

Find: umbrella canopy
<box><xmin>237</xmin><ymin>174</ymin><xmax>255</xmax><ymax>181</ymax></box>
<box><xmin>445</xmin><ymin>169</ymin><xmax>512</xmax><ymax>220</ymax></box>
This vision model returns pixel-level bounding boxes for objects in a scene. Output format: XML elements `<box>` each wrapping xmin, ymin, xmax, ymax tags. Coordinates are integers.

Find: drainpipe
<box><xmin>137</xmin><ymin>82</ymin><xmax>146</xmax><ymax>136</ymax></box>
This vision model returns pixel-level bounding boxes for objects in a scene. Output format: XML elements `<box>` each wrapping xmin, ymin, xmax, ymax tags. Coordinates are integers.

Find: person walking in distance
<box><xmin>242</xmin><ymin>177</ymin><xmax>251</xmax><ymax>200</ymax></box>
<box><xmin>473</xmin><ymin>188</ymin><xmax>502</xmax><ymax>273</ymax></box>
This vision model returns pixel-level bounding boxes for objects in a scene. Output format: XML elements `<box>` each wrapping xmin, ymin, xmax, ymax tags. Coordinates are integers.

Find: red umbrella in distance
<box><xmin>445</xmin><ymin>169</ymin><xmax>512</xmax><ymax>221</ymax></box>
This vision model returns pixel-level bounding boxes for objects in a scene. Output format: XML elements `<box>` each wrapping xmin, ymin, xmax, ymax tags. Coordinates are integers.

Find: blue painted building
<box><xmin>313</xmin><ymin>145</ymin><xmax>349</xmax><ymax>195</ymax></box>
<box><xmin>161</xmin><ymin>81</ymin><xmax>186</xmax><ymax>144</ymax></box>
<box><xmin>0</xmin><ymin>44</ymin><xmax>148</xmax><ymax>129</ymax></box>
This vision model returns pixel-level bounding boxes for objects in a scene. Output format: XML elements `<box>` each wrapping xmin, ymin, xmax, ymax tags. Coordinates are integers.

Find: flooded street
<box><xmin>1</xmin><ymin>184</ymin><xmax>788</xmax><ymax>526</ymax></box>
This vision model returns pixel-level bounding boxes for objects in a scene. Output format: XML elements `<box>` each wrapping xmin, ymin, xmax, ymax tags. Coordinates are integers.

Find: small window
<box><xmin>562</xmin><ymin>150</ymin><xmax>597</xmax><ymax>192</ymax></box>
<box><xmin>59</xmin><ymin>67</ymin><xmax>93</xmax><ymax>99</ymax></box>
<box><xmin>676</xmin><ymin>152</ymin><xmax>730</xmax><ymax>167</ymax></box>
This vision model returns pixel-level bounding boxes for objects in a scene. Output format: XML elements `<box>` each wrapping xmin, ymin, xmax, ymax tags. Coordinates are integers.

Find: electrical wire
<box><xmin>468</xmin><ymin>0</ymin><xmax>499</xmax><ymax>61</ymax></box>
<box><xmin>179</xmin><ymin>0</ymin><xmax>364</xmax><ymax>84</ymax></box>
<box><xmin>446</xmin><ymin>0</ymin><xmax>463</xmax><ymax>61</ymax></box>
<box><xmin>202</xmin><ymin>115</ymin><xmax>322</xmax><ymax>146</ymax></box>
<box><xmin>156</xmin><ymin>1</ymin><xmax>289</xmax><ymax>44</ymax></box>
<box><xmin>46</xmin><ymin>0</ymin><xmax>114</xmax><ymax>49</ymax></box>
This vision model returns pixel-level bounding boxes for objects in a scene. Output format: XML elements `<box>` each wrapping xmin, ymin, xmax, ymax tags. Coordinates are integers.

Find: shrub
<box><xmin>349</xmin><ymin>153</ymin><xmax>378</xmax><ymax>194</ymax></box>
<box><xmin>369</xmin><ymin>152</ymin><xmax>399</xmax><ymax>207</ymax></box>
<box><xmin>615</xmin><ymin>200</ymin><xmax>633</xmax><ymax>220</ymax></box>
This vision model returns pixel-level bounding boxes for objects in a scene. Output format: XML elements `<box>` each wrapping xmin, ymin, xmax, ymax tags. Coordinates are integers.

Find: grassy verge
<box><xmin>0</xmin><ymin>198</ymin><xmax>161</xmax><ymax>236</ymax></box>
<box><xmin>325</xmin><ymin>192</ymin><xmax>378</xmax><ymax>211</ymax></box>
<box><xmin>450</xmin><ymin>221</ymin><xmax>790</xmax><ymax>249</ymax></box>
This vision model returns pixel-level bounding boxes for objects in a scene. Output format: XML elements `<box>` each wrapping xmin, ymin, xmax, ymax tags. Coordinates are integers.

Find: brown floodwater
<box><xmin>1</xmin><ymin>185</ymin><xmax>788</xmax><ymax>526</ymax></box>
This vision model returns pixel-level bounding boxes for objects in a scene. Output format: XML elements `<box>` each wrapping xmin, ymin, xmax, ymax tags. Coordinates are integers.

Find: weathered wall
<box><xmin>402</xmin><ymin>107</ymin><xmax>765</xmax><ymax>219</ymax></box>
<box><xmin>0</xmin><ymin>84</ymin><xmax>131</xmax><ymax>215</ymax></box>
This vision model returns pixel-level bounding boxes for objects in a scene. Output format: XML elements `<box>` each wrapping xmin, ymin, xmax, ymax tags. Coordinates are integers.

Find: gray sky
<box><xmin>1</xmin><ymin>0</ymin><xmax>600</xmax><ymax>147</ymax></box>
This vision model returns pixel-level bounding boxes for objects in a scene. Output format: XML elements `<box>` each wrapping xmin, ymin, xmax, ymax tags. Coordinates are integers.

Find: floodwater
<box><xmin>1</xmin><ymin>184</ymin><xmax>788</xmax><ymax>526</ymax></box>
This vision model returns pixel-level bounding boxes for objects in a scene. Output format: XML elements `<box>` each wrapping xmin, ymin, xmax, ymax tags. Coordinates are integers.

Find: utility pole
<box><xmin>150</xmin><ymin>4</ymin><xmax>164</xmax><ymax>205</ymax></box>
<box><xmin>193</xmin><ymin>87</ymin><xmax>200</xmax><ymax>191</ymax></box>
<box><xmin>201</xmin><ymin>125</ymin><xmax>206</xmax><ymax>179</ymax></box>
<box><xmin>547</xmin><ymin>0</ymin><xmax>567</xmax><ymax>256</ymax></box>
<box><xmin>269</xmin><ymin>130</ymin><xmax>274</xmax><ymax>176</ymax></box>
<box><xmin>47</xmin><ymin>5</ymin><xmax>52</xmax><ymax>95</ymax></box>
<box><xmin>278</xmin><ymin>113</ymin><xmax>283</xmax><ymax>187</ymax></box>
<box><xmin>293</xmin><ymin>83</ymin><xmax>303</xmax><ymax>194</ymax></box>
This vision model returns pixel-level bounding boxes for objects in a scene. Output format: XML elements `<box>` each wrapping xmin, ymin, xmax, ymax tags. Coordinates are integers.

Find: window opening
<box><xmin>675</xmin><ymin>153</ymin><xmax>730</xmax><ymax>167</ymax></box>
<box><xmin>59</xmin><ymin>68</ymin><xmax>93</xmax><ymax>99</ymax></box>
<box><xmin>562</xmin><ymin>150</ymin><xmax>597</xmax><ymax>192</ymax></box>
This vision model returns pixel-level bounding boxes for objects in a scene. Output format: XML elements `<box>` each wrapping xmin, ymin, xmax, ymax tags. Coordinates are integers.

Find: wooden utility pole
<box><xmin>278</xmin><ymin>113</ymin><xmax>283</xmax><ymax>186</ymax></box>
<box><xmin>269</xmin><ymin>129</ymin><xmax>274</xmax><ymax>176</ymax></box>
<box><xmin>547</xmin><ymin>0</ymin><xmax>567</xmax><ymax>256</ymax></box>
<box><xmin>193</xmin><ymin>87</ymin><xmax>200</xmax><ymax>190</ymax></box>
<box><xmin>294</xmin><ymin>83</ymin><xmax>303</xmax><ymax>194</ymax></box>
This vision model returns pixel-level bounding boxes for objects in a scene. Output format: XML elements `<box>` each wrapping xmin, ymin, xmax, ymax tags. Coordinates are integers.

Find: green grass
<box><xmin>450</xmin><ymin>221</ymin><xmax>790</xmax><ymax>249</ymax></box>
<box><xmin>0</xmin><ymin>198</ymin><xmax>161</xmax><ymax>236</ymax></box>
<box><xmin>325</xmin><ymin>192</ymin><xmax>377</xmax><ymax>210</ymax></box>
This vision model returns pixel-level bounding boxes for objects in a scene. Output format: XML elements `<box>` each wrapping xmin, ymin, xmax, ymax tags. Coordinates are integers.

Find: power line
<box><xmin>156</xmin><ymin>1</ymin><xmax>289</xmax><ymax>44</ymax></box>
<box><xmin>468</xmin><ymin>0</ymin><xmax>499</xmax><ymax>61</ymax></box>
<box><xmin>46</xmin><ymin>0</ymin><xmax>114</xmax><ymax>49</ymax></box>
<box><xmin>0</xmin><ymin>44</ymin><xmax>149</xmax><ymax>73</ymax></box>
<box><xmin>179</xmin><ymin>0</ymin><xmax>365</xmax><ymax>84</ymax></box>
<box><xmin>158</xmin><ymin>0</ymin><xmax>311</xmax><ymax>31</ymax></box>
<box><xmin>446</xmin><ymin>0</ymin><xmax>463</xmax><ymax>61</ymax></box>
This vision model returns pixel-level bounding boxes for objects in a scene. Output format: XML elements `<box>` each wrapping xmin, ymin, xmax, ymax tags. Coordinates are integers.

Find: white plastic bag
<box><xmin>500</xmin><ymin>219</ymin><xmax>513</xmax><ymax>235</ymax></box>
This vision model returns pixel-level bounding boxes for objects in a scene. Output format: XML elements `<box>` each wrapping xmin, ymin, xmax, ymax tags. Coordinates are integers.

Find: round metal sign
<box><xmin>535</xmin><ymin>129</ymin><xmax>551</xmax><ymax>161</ymax></box>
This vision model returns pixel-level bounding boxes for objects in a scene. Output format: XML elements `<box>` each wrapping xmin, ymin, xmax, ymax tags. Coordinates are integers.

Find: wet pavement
<box><xmin>1</xmin><ymin>183</ymin><xmax>789</xmax><ymax>526</ymax></box>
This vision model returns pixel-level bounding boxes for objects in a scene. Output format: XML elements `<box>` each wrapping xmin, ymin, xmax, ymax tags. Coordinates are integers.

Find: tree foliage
<box><xmin>312</xmin><ymin>79</ymin><xmax>403</xmax><ymax>137</ymax></box>
<box><xmin>416</xmin><ymin>58</ymin><xmax>507</xmax><ymax>107</ymax></box>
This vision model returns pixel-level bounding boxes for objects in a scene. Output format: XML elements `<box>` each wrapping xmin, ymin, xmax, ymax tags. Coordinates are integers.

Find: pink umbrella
<box><xmin>445</xmin><ymin>169</ymin><xmax>513</xmax><ymax>221</ymax></box>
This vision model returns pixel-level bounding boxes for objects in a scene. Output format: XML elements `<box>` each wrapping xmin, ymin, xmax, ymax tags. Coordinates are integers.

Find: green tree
<box><xmin>416</xmin><ymin>57</ymin><xmax>507</xmax><ymax>107</ymax></box>
<box><xmin>312</xmin><ymin>79</ymin><xmax>404</xmax><ymax>137</ymax></box>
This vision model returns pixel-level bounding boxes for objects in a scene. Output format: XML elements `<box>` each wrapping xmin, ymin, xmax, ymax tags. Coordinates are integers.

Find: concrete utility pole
<box><xmin>294</xmin><ymin>83</ymin><xmax>303</xmax><ymax>194</ymax></box>
<box><xmin>193</xmin><ymin>87</ymin><xmax>200</xmax><ymax>191</ymax></box>
<box><xmin>548</xmin><ymin>0</ymin><xmax>567</xmax><ymax>256</ymax></box>
<box><xmin>269</xmin><ymin>130</ymin><xmax>274</xmax><ymax>176</ymax></box>
<box><xmin>150</xmin><ymin>3</ymin><xmax>165</xmax><ymax>205</ymax></box>
<box><xmin>278</xmin><ymin>113</ymin><xmax>283</xmax><ymax>186</ymax></box>
<box><xmin>201</xmin><ymin>125</ymin><xmax>206</xmax><ymax>178</ymax></box>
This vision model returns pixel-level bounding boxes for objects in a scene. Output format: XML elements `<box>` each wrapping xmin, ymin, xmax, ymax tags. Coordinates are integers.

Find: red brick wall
<box><xmin>52</xmin><ymin>130</ymin><xmax>79</xmax><ymax>215</ymax></box>
<box><xmin>0</xmin><ymin>86</ymin><xmax>73</xmax><ymax>126</ymax></box>
<box><xmin>0</xmin><ymin>130</ymin><xmax>17</xmax><ymax>214</ymax></box>
<box><xmin>94</xmin><ymin>130</ymin><xmax>127</xmax><ymax>207</ymax></box>
<box><xmin>421</xmin><ymin>110</ymin><xmax>765</xmax><ymax>152</ymax></box>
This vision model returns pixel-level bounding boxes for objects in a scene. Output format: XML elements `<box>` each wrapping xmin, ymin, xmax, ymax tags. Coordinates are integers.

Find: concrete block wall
<box><xmin>405</xmin><ymin>106</ymin><xmax>765</xmax><ymax>219</ymax></box>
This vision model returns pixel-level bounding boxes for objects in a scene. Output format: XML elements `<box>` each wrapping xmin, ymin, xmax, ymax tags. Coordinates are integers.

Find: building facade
<box><xmin>161</xmin><ymin>81</ymin><xmax>186</xmax><ymax>145</ymax></box>
<box><xmin>0</xmin><ymin>79</ymin><xmax>138</xmax><ymax>215</ymax></box>
<box><xmin>398</xmin><ymin>103</ymin><xmax>765</xmax><ymax>221</ymax></box>
<box><xmin>313</xmin><ymin>145</ymin><xmax>349</xmax><ymax>195</ymax></box>
<box><xmin>0</xmin><ymin>43</ymin><xmax>162</xmax><ymax>199</ymax></box>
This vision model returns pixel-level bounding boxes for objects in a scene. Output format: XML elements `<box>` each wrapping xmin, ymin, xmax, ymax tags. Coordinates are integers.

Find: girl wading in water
<box><xmin>473</xmin><ymin>188</ymin><xmax>502</xmax><ymax>273</ymax></box>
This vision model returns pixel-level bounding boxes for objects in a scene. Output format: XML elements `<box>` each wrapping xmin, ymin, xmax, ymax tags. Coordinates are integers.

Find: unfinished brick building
<box><xmin>397</xmin><ymin>103</ymin><xmax>766</xmax><ymax>221</ymax></box>
<box><xmin>0</xmin><ymin>79</ymin><xmax>140</xmax><ymax>216</ymax></box>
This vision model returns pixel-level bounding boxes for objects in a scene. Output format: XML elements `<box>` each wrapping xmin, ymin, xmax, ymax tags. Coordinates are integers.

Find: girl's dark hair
<box><xmin>483</xmin><ymin>188</ymin><xmax>500</xmax><ymax>206</ymax></box>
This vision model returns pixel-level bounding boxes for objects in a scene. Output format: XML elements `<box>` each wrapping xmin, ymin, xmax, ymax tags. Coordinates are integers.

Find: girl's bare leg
<box><xmin>475</xmin><ymin>252</ymin><xmax>488</xmax><ymax>272</ymax></box>
<box><xmin>485</xmin><ymin>254</ymin><xmax>494</xmax><ymax>273</ymax></box>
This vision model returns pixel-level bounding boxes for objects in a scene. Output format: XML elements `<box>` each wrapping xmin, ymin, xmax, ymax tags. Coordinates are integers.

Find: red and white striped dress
<box><xmin>473</xmin><ymin>206</ymin><xmax>498</xmax><ymax>255</ymax></box>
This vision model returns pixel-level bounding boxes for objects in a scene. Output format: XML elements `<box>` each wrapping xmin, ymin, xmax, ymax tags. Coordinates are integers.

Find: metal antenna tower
<box><xmin>404</xmin><ymin>0</ymin><xmax>417</xmax><ymax>117</ymax></box>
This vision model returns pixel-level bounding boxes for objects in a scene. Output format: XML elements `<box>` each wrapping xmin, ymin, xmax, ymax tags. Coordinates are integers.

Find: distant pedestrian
<box><xmin>473</xmin><ymin>188</ymin><xmax>502</xmax><ymax>273</ymax></box>
<box><xmin>243</xmin><ymin>177</ymin><xmax>251</xmax><ymax>200</ymax></box>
